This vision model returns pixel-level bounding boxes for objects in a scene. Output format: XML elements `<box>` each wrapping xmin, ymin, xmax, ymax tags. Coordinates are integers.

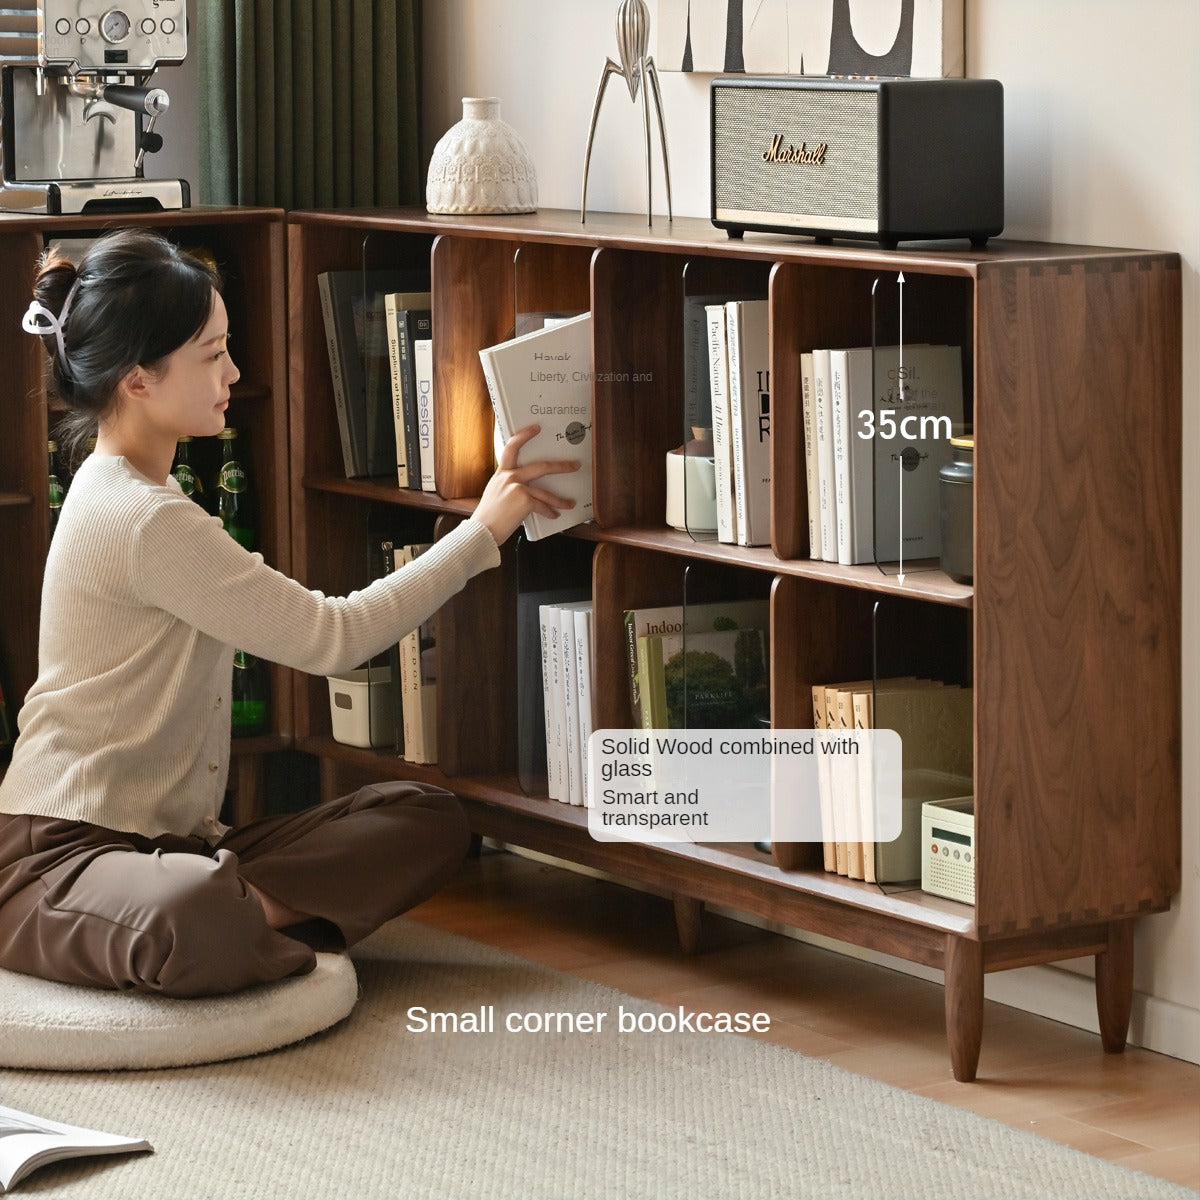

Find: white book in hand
<box><xmin>0</xmin><ymin>1104</ymin><xmax>150</xmax><ymax>1193</ymax></box>
<box><xmin>479</xmin><ymin>313</ymin><xmax>593</xmax><ymax>541</ymax></box>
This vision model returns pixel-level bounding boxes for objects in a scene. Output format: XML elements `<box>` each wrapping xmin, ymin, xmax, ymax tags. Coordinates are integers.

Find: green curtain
<box><xmin>198</xmin><ymin>0</ymin><xmax>422</xmax><ymax>208</ymax></box>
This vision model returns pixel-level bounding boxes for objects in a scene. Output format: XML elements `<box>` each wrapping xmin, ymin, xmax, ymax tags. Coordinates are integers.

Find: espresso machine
<box><xmin>0</xmin><ymin>0</ymin><xmax>189</xmax><ymax>213</ymax></box>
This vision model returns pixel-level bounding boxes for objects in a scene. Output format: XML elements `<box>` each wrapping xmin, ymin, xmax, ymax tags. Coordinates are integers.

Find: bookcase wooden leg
<box><xmin>944</xmin><ymin>934</ymin><xmax>983</xmax><ymax>1082</ymax></box>
<box><xmin>1095</xmin><ymin>919</ymin><xmax>1135</xmax><ymax>1054</ymax></box>
<box><xmin>672</xmin><ymin>895</ymin><xmax>704</xmax><ymax>955</ymax></box>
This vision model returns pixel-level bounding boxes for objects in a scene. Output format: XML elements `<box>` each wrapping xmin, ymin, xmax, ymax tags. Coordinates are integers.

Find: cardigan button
<box><xmin>208</xmin><ymin>761</ymin><xmax>220</xmax><ymax>772</ymax></box>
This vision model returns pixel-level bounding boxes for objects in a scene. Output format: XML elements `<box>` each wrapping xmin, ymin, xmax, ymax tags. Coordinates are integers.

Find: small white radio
<box><xmin>921</xmin><ymin>796</ymin><xmax>975</xmax><ymax>904</ymax></box>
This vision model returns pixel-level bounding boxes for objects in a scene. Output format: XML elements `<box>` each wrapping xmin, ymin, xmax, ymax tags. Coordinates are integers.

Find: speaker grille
<box><xmin>713</xmin><ymin>85</ymin><xmax>879</xmax><ymax>226</ymax></box>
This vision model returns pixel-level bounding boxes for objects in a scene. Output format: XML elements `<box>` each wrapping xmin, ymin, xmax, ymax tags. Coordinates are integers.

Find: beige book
<box><xmin>834</xmin><ymin>688</ymin><xmax>866</xmax><ymax>879</ymax></box>
<box><xmin>812</xmin><ymin>684</ymin><xmax>837</xmax><ymax>872</ymax></box>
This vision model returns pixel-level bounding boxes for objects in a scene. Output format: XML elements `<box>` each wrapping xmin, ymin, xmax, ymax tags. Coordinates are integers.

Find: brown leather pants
<box><xmin>0</xmin><ymin>781</ymin><xmax>470</xmax><ymax>997</ymax></box>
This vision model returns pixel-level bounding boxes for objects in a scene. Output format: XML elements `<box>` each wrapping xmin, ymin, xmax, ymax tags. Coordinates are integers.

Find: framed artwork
<box><xmin>653</xmin><ymin>0</ymin><xmax>964</xmax><ymax>78</ymax></box>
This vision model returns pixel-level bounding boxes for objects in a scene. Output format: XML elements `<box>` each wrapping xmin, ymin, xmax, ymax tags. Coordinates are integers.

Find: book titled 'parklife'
<box><xmin>479</xmin><ymin>313</ymin><xmax>594</xmax><ymax>541</ymax></box>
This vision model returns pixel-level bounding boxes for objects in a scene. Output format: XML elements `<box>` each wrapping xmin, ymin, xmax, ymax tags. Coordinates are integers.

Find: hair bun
<box><xmin>33</xmin><ymin>250</ymin><xmax>80</xmax><ymax>314</ymax></box>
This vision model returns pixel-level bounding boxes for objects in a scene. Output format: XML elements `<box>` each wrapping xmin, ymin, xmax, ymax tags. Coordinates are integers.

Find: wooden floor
<box><xmin>408</xmin><ymin>847</ymin><xmax>1200</xmax><ymax>1193</ymax></box>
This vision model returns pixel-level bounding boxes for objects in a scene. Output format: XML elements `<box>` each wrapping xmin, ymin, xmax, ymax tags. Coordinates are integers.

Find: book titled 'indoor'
<box><xmin>479</xmin><ymin>313</ymin><xmax>594</xmax><ymax>541</ymax></box>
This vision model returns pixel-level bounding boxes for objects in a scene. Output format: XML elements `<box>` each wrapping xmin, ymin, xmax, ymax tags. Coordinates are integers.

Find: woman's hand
<box><xmin>473</xmin><ymin>424</ymin><xmax>583</xmax><ymax>545</ymax></box>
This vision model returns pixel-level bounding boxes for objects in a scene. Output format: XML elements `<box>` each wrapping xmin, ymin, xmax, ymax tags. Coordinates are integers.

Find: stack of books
<box><xmin>318</xmin><ymin>270</ymin><xmax>437</xmax><ymax>492</ymax></box>
<box><xmin>379</xmin><ymin>540</ymin><xmax>439</xmax><ymax>765</ymax></box>
<box><xmin>624</xmin><ymin>598</ymin><xmax>770</xmax><ymax>731</ymax></box>
<box><xmin>702</xmin><ymin>297</ymin><xmax>772</xmax><ymax>547</ymax></box>
<box><xmin>802</xmin><ymin>343</ymin><xmax>964</xmax><ymax>567</ymax></box>
<box><xmin>811</xmin><ymin>676</ymin><xmax>972</xmax><ymax>884</ymax></box>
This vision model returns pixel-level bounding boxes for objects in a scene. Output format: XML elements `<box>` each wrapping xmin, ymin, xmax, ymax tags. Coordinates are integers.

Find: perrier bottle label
<box><xmin>172</xmin><ymin>435</ymin><xmax>205</xmax><ymax>507</ymax></box>
<box><xmin>216</xmin><ymin>427</ymin><xmax>255</xmax><ymax>551</ymax></box>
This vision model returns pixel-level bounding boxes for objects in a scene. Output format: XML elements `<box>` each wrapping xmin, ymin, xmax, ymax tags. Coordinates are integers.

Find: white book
<box><xmin>800</xmin><ymin>350</ymin><xmax>822</xmax><ymax>561</ymax></box>
<box><xmin>479</xmin><ymin>312</ymin><xmax>593</xmax><ymax>541</ymax></box>
<box><xmin>0</xmin><ymin>1104</ymin><xmax>150</xmax><ymax>1193</ymax></box>
<box><xmin>724</xmin><ymin>301</ymin><xmax>748</xmax><ymax>545</ymax></box>
<box><xmin>557</xmin><ymin>606</ymin><xmax>581</xmax><ymax>807</ymax></box>
<box><xmin>829</xmin><ymin>348</ymin><xmax>855</xmax><ymax>566</ymax></box>
<box><xmin>830</xmin><ymin>346</ymin><xmax>891</xmax><ymax>565</ymax></box>
<box><xmin>557</xmin><ymin>600</ymin><xmax>594</xmax><ymax>807</ymax></box>
<box><xmin>573</xmin><ymin>605</ymin><xmax>595</xmax><ymax>807</ymax></box>
<box><xmin>724</xmin><ymin>299</ymin><xmax>771</xmax><ymax>547</ymax></box>
<box><xmin>812</xmin><ymin>348</ymin><xmax>838</xmax><ymax>563</ymax></box>
<box><xmin>540</xmin><ymin>603</ymin><xmax>567</xmax><ymax>802</ymax></box>
<box><xmin>705</xmin><ymin>304</ymin><xmax>737</xmax><ymax>544</ymax></box>
<box><xmin>398</xmin><ymin>543</ymin><xmax>437</xmax><ymax>764</ymax></box>
<box><xmin>414</xmin><ymin>337</ymin><xmax>436</xmax><ymax>492</ymax></box>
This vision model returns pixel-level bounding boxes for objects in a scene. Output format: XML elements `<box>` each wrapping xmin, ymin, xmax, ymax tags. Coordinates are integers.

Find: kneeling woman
<box><xmin>0</xmin><ymin>229</ymin><xmax>578</xmax><ymax>996</ymax></box>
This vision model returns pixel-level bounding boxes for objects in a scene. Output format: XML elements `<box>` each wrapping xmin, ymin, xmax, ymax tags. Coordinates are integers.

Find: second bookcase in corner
<box><xmin>284</xmin><ymin>208</ymin><xmax>1181</xmax><ymax>1084</ymax></box>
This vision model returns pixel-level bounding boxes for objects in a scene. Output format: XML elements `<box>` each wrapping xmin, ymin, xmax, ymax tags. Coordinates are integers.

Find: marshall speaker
<box><xmin>711</xmin><ymin>77</ymin><xmax>1004</xmax><ymax>248</ymax></box>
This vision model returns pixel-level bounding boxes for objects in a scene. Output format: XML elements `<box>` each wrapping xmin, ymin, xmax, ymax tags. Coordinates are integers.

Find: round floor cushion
<box><xmin>0</xmin><ymin>953</ymin><xmax>358</xmax><ymax>1071</ymax></box>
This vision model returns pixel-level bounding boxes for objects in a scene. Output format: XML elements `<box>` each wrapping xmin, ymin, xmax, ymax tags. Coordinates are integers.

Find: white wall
<box><xmin>423</xmin><ymin>0</ymin><xmax>1200</xmax><ymax>1063</ymax></box>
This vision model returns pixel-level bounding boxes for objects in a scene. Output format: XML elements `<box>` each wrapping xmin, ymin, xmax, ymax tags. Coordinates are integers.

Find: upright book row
<box><xmin>314</xmin><ymin>248</ymin><xmax>972</xmax><ymax>586</ymax></box>
<box><xmin>811</xmin><ymin>675</ymin><xmax>972</xmax><ymax>888</ymax></box>
<box><xmin>801</xmin><ymin>343</ymin><xmax>965</xmax><ymax>567</ymax></box>
<box><xmin>378</xmin><ymin>540</ymin><xmax>438</xmax><ymax>766</ymax></box>
<box><xmin>318</xmin><ymin>271</ymin><xmax>436</xmax><ymax>491</ymax></box>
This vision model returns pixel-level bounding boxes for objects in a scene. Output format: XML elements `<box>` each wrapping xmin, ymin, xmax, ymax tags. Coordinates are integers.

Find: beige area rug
<box><xmin>0</xmin><ymin>919</ymin><xmax>1189</xmax><ymax>1200</ymax></box>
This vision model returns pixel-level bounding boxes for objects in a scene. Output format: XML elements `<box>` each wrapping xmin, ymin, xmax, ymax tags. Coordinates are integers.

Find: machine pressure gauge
<box><xmin>100</xmin><ymin>9</ymin><xmax>132</xmax><ymax>43</ymax></box>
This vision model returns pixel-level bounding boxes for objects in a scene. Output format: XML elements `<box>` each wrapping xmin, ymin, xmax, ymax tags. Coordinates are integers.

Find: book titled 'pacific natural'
<box><xmin>479</xmin><ymin>313</ymin><xmax>594</xmax><ymax>541</ymax></box>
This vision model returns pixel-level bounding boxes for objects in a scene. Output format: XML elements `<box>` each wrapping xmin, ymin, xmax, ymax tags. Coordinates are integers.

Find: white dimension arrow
<box><xmin>897</xmin><ymin>272</ymin><xmax>906</xmax><ymax>585</ymax></box>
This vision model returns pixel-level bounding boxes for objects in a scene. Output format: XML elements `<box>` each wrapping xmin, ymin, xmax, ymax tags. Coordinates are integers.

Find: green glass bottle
<box><xmin>47</xmin><ymin>439</ymin><xmax>64</xmax><ymax>534</ymax></box>
<box><xmin>171</xmin><ymin>435</ymin><xmax>207</xmax><ymax>508</ymax></box>
<box><xmin>216</xmin><ymin>427</ymin><xmax>255</xmax><ymax>550</ymax></box>
<box><xmin>230</xmin><ymin>649</ymin><xmax>269</xmax><ymax>737</ymax></box>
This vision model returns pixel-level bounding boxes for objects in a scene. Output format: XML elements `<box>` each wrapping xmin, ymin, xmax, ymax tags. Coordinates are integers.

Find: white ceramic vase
<box><xmin>426</xmin><ymin>97</ymin><xmax>538</xmax><ymax>215</ymax></box>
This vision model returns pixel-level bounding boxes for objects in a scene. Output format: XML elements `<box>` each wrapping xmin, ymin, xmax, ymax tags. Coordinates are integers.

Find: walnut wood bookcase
<box><xmin>287</xmin><ymin>208</ymin><xmax>1181</xmax><ymax>1082</ymax></box>
<box><xmin>4</xmin><ymin>205</ymin><xmax>1175</xmax><ymax>1082</ymax></box>
<box><xmin>0</xmin><ymin>207</ymin><xmax>291</xmax><ymax>820</ymax></box>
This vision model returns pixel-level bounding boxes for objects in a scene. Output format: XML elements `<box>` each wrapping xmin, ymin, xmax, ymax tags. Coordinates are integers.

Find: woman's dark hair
<box><xmin>29</xmin><ymin>228</ymin><xmax>222</xmax><ymax>463</ymax></box>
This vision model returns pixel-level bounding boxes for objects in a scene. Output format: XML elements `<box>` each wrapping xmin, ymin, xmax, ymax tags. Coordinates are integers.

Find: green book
<box><xmin>638</xmin><ymin>628</ymin><xmax>768</xmax><ymax>730</ymax></box>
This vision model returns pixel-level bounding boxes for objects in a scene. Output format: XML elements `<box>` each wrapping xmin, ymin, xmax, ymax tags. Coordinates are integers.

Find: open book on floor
<box><xmin>0</xmin><ymin>1104</ymin><xmax>150</xmax><ymax>1193</ymax></box>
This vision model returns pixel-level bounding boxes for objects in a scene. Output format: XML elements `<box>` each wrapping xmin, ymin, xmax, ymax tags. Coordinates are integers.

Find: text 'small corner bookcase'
<box><xmin>1</xmin><ymin>206</ymin><xmax>1180</xmax><ymax>1082</ymax></box>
